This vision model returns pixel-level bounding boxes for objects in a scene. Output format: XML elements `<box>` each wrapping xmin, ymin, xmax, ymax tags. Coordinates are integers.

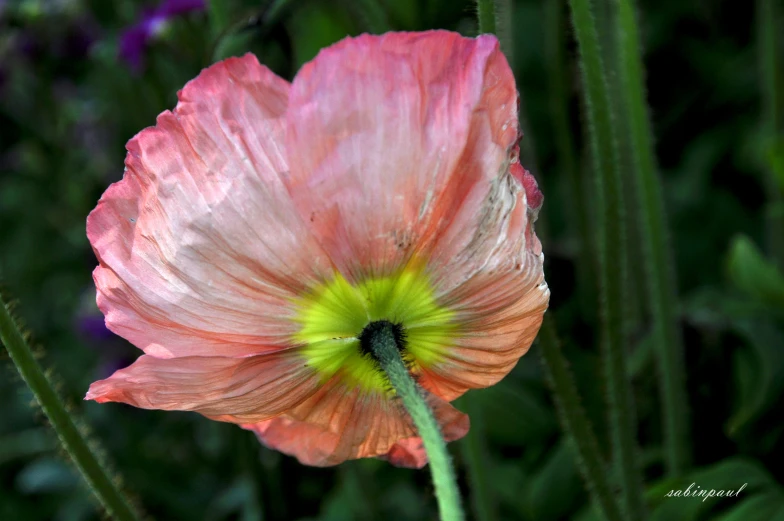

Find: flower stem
<box><xmin>475</xmin><ymin>0</ymin><xmax>497</xmax><ymax>35</ymax></box>
<box><xmin>567</xmin><ymin>0</ymin><xmax>647</xmax><ymax>518</ymax></box>
<box><xmin>367</xmin><ymin>321</ymin><xmax>464</xmax><ymax>521</ymax></box>
<box><xmin>544</xmin><ymin>0</ymin><xmax>597</xmax><ymax>314</ymax></box>
<box><xmin>759</xmin><ymin>0</ymin><xmax>784</xmax><ymax>270</ymax></box>
<box><xmin>0</xmin><ymin>296</ymin><xmax>141</xmax><ymax>521</ymax></box>
<box><xmin>538</xmin><ymin>317</ymin><xmax>624</xmax><ymax>521</ymax></box>
<box><xmin>613</xmin><ymin>0</ymin><xmax>690</xmax><ymax>476</ymax></box>
<box><xmin>458</xmin><ymin>394</ymin><xmax>497</xmax><ymax>521</ymax></box>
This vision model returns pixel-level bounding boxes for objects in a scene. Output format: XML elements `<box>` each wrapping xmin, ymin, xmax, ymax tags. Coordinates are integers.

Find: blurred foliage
<box><xmin>1</xmin><ymin>0</ymin><xmax>782</xmax><ymax>520</ymax></box>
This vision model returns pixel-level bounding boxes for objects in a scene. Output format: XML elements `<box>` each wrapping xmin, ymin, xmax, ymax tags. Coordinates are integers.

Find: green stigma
<box><xmin>293</xmin><ymin>263</ymin><xmax>457</xmax><ymax>393</ymax></box>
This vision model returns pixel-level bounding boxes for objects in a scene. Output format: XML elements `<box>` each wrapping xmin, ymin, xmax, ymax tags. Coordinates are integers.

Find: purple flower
<box><xmin>77</xmin><ymin>315</ymin><xmax>116</xmax><ymax>341</ymax></box>
<box><xmin>119</xmin><ymin>0</ymin><xmax>205</xmax><ymax>72</ymax></box>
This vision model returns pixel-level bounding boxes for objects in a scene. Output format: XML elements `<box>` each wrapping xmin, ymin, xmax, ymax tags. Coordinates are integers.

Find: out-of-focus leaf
<box><xmin>0</xmin><ymin>428</ymin><xmax>56</xmax><ymax>465</ymax></box>
<box><xmin>207</xmin><ymin>0</ymin><xmax>232</xmax><ymax>36</ymax></box>
<box><xmin>726</xmin><ymin>235</ymin><xmax>784</xmax><ymax>308</ymax></box>
<box><xmin>213</xmin><ymin>30</ymin><xmax>257</xmax><ymax>61</ymax></box>
<box><xmin>648</xmin><ymin>458</ymin><xmax>776</xmax><ymax>521</ymax></box>
<box><xmin>716</xmin><ymin>491</ymin><xmax>784</xmax><ymax>521</ymax></box>
<box><xmin>478</xmin><ymin>381</ymin><xmax>557</xmax><ymax>446</ymax></box>
<box><xmin>727</xmin><ymin>320</ymin><xmax>784</xmax><ymax>436</ymax></box>
<box><xmin>204</xmin><ymin>476</ymin><xmax>261</xmax><ymax>521</ymax></box>
<box><xmin>55</xmin><ymin>494</ymin><xmax>95</xmax><ymax>521</ymax></box>
<box><xmin>16</xmin><ymin>458</ymin><xmax>79</xmax><ymax>494</ymax></box>
<box><xmin>527</xmin><ymin>440</ymin><xmax>583</xmax><ymax>521</ymax></box>
<box><xmin>492</xmin><ymin>461</ymin><xmax>528</xmax><ymax>514</ymax></box>
<box><xmin>285</xmin><ymin>3</ymin><xmax>355</xmax><ymax>69</ymax></box>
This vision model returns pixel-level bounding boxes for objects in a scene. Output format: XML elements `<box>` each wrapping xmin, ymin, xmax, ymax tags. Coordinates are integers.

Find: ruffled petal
<box><xmin>242</xmin><ymin>378</ymin><xmax>469</xmax><ymax>467</ymax></box>
<box><xmin>86</xmin><ymin>352</ymin><xmax>320</xmax><ymax>423</ymax></box>
<box><xmin>382</xmin><ymin>437</ymin><xmax>428</xmax><ymax>468</ymax></box>
<box><xmin>88</xmin><ymin>54</ymin><xmax>332</xmax><ymax>358</ymax></box>
<box><xmin>283</xmin><ymin>31</ymin><xmax>519</xmax><ymax>282</ymax></box>
<box><xmin>421</xmin><ymin>157</ymin><xmax>549</xmax><ymax>400</ymax></box>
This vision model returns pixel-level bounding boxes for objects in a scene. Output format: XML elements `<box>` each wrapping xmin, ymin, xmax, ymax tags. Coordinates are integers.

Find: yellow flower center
<box><xmin>293</xmin><ymin>263</ymin><xmax>456</xmax><ymax>393</ymax></box>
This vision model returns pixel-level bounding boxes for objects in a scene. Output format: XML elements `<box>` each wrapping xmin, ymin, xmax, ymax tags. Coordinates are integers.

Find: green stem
<box><xmin>567</xmin><ymin>0</ymin><xmax>646</xmax><ymax>518</ymax></box>
<box><xmin>493</xmin><ymin>0</ymin><xmax>514</xmax><ymax>62</ymax></box>
<box><xmin>759</xmin><ymin>0</ymin><xmax>784</xmax><ymax>269</ymax></box>
<box><xmin>538</xmin><ymin>317</ymin><xmax>624</xmax><ymax>521</ymax></box>
<box><xmin>475</xmin><ymin>0</ymin><xmax>497</xmax><ymax>35</ymax></box>
<box><xmin>544</xmin><ymin>0</ymin><xmax>597</xmax><ymax>314</ymax></box>
<box><xmin>597</xmin><ymin>0</ymin><xmax>646</xmax><ymax>336</ymax></box>
<box><xmin>614</xmin><ymin>0</ymin><xmax>690</xmax><ymax>476</ymax></box>
<box><xmin>0</xmin><ymin>297</ymin><xmax>141</xmax><ymax>521</ymax></box>
<box><xmin>459</xmin><ymin>394</ymin><xmax>497</xmax><ymax>521</ymax></box>
<box><xmin>367</xmin><ymin>321</ymin><xmax>464</xmax><ymax>521</ymax></box>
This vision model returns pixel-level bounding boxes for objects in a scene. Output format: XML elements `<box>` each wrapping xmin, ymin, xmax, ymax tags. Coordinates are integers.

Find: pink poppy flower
<box><xmin>85</xmin><ymin>30</ymin><xmax>549</xmax><ymax>468</ymax></box>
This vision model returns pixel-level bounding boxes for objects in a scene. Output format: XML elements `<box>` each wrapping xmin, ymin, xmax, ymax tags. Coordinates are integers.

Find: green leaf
<box><xmin>649</xmin><ymin>458</ymin><xmax>776</xmax><ymax>521</ymax></box>
<box><xmin>716</xmin><ymin>492</ymin><xmax>784</xmax><ymax>521</ymax></box>
<box><xmin>726</xmin><ymin>235</ymin><xmax>784</xmax><ymax>308</ymax></box>
<box><xmin>528</xmin><ymin>440</ymin><xmax>584</xmax><ymax>521</ymax></box>
<box><xmin>726</xmin><ymin>320</ymin><xmax>784</xmax><ymax>436</ymax></box>
<box><xmin>0</xmin><ymin>428</ymin><xmax>56</xmax><ymax>465</ymax></box>
<box><xmin>17</xmin><ymin>458</ymin><xmax>78</xmax><ymax>494</ymax></box>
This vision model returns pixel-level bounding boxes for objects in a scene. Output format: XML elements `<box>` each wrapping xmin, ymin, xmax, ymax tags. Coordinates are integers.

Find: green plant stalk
<box><xmin>368</xmin><ymin>322</ymin><xmax>464</xmax><ymax>521</ymax></box>
<box><xmin>544</xmin><ymin>0</ymin><xmax>597</xmax><ymax>313</ymax></box>
<box><xmin>494</xmin><ymin>0</ymin><xmax>514</xmax><ymax>62</ymax></box>
<box><xmin>596</xmin><ymin>0</ymin><xmax>646</xmax><ymax>336</ymax></box>
<box><xmin>614</xmin><ymin>0</ymin><xmax>690</xmax><ymax>476</ymax></box>
<box><xmin>459</xmin><ymin>394</ymin><xmax>497</xmax><ymax>521</ymax></box>
<box><xmin>567</xmin><ymin>0</ymin><xmax>646</xmax><ymax>518</ymax></box>
<box><xmin>538</xmin><ymin>318</ymin><xmax>625</xmax><ymax>521</ymax></box>
<box><xmin>0</xmin><ymin>298</ymin><xmax>140</xmax><ymax>521</ymax></box>
<box><xmin>475</xmin><ymin>0</ymin><xmax>497</xmax><ymax>35</ymax></box>
<box><xmin>759</xmin><ymin>0</ymin><xmax>784</xmax><ymax>269</ymax></box>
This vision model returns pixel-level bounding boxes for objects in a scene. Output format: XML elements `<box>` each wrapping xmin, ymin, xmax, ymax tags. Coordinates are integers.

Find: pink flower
<box><xmin>85</xmin><ymin>31</ymin><xmax>549</xmax><ymax>468</ymax></box>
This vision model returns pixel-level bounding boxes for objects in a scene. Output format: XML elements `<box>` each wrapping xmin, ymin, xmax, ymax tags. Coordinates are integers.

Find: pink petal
<box><xmin>242</xmin><ymin>377</ymin><xmax>469</xmax><ymax>467</ymax></box>
<box><xmin>88</xmin><ymin>54</ymin><xmax>332</xmax><ymax>358</ymax></box>
<box><xmin>420</xmin><ymin>262</ymin><xmax>549</xmax><ymax>400</ymax></box>
<box><xmin>382</xmin><ymin>437</ymin><xmax>428</xmax><ymax>468</ymax></box>
<box><xmin>282</xmin><ymin>31</ymin><xmax>519</xmax><ymax>282</ymax></box>
<box><xmin>421</xmin><ymin>156</ymin><xmax>549</xmax><ymax>400</ymax></box>
<box><xmin>85</xmin><ymin>352</ymin><xmax>320</xmax><ymax>423</ymax></box>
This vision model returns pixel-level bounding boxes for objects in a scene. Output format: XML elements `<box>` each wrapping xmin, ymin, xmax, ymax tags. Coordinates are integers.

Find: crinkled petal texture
<box><xmin>86</xmin><ymin>30</ymin><xmax>549</xmax><ymax>468</ymax></box>
<box><xmin>280</xmin><ymin>31</ymin><xmax>549</xmax><ymax>401</ymax></box>
<box><xmin>86</xmin><ymin>54</ymin><xmax>331</xmax><ymax>423</ymax></box>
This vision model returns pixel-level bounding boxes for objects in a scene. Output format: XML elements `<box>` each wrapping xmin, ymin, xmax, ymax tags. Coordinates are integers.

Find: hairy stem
<box><xmin>367</xmin><ymin>321</ymin><xmax>464</xmax><ymax>521</ymax></box>
<box><xmin>567</xmin><ymin>0</ymin><xmax>647</xmax><ymax>518</ymax></box>
<box><xmin>759</xmin><ymin>0</ymin><xmax>784</xmax><ymax>269</ymax></box>
<box><xmin>459</xmin><ymin>394</ymin><xmax>497</xmax><ymax>521</ymax></box>
<box><xmin>614</xmin><ymin>0</ymin><xmax>690</xmax><ymax>476</ymax></box>
<box><xmin>0</xmin><ymin>297</ymin><xmax>141</xmax><ymax>521</ymax></box>
<box><xmin>475</xmin><ymin>0</ymin><xmax>497</xmax><ymax>35</ymax></box>
<box><xmin>538</xmin><ymin>317</ymin><xmax>625</xmax><ymax>521</ymax></box>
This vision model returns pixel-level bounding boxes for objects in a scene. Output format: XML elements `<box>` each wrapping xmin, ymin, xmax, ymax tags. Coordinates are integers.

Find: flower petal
<box><xmin>88</xmin><ymin>54</ymin><xmax>332</xmax><ymax>359</ymax></box>
<box><xmin>382</xmin><ymin>437</ymin><xmax>428</xmax><ymax>468</ymax></box>
<box><xmin>422</xmin><ymin>159</ymin><xmax>549</xmax><ymax>400</ymax></box>
<box><xmin>242</xmin><ymin>378</ymin><xmax>469</xmax><ymax>467</ymax></box>
<box><xmin>283</xmin><ymin>31</ymin><xmax>519</xmax><ymax>282</ymax></box>
<box><xmin>85</xmin><ymin>352</ymin><xmax>320</xmax><ymax>423</ymax></box>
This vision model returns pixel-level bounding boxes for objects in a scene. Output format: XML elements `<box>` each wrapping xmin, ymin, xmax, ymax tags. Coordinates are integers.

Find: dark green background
<box><xmin>1</xmin><ymin>0</ymin><xmax>783</xmax><ymax>520</ymax></box>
